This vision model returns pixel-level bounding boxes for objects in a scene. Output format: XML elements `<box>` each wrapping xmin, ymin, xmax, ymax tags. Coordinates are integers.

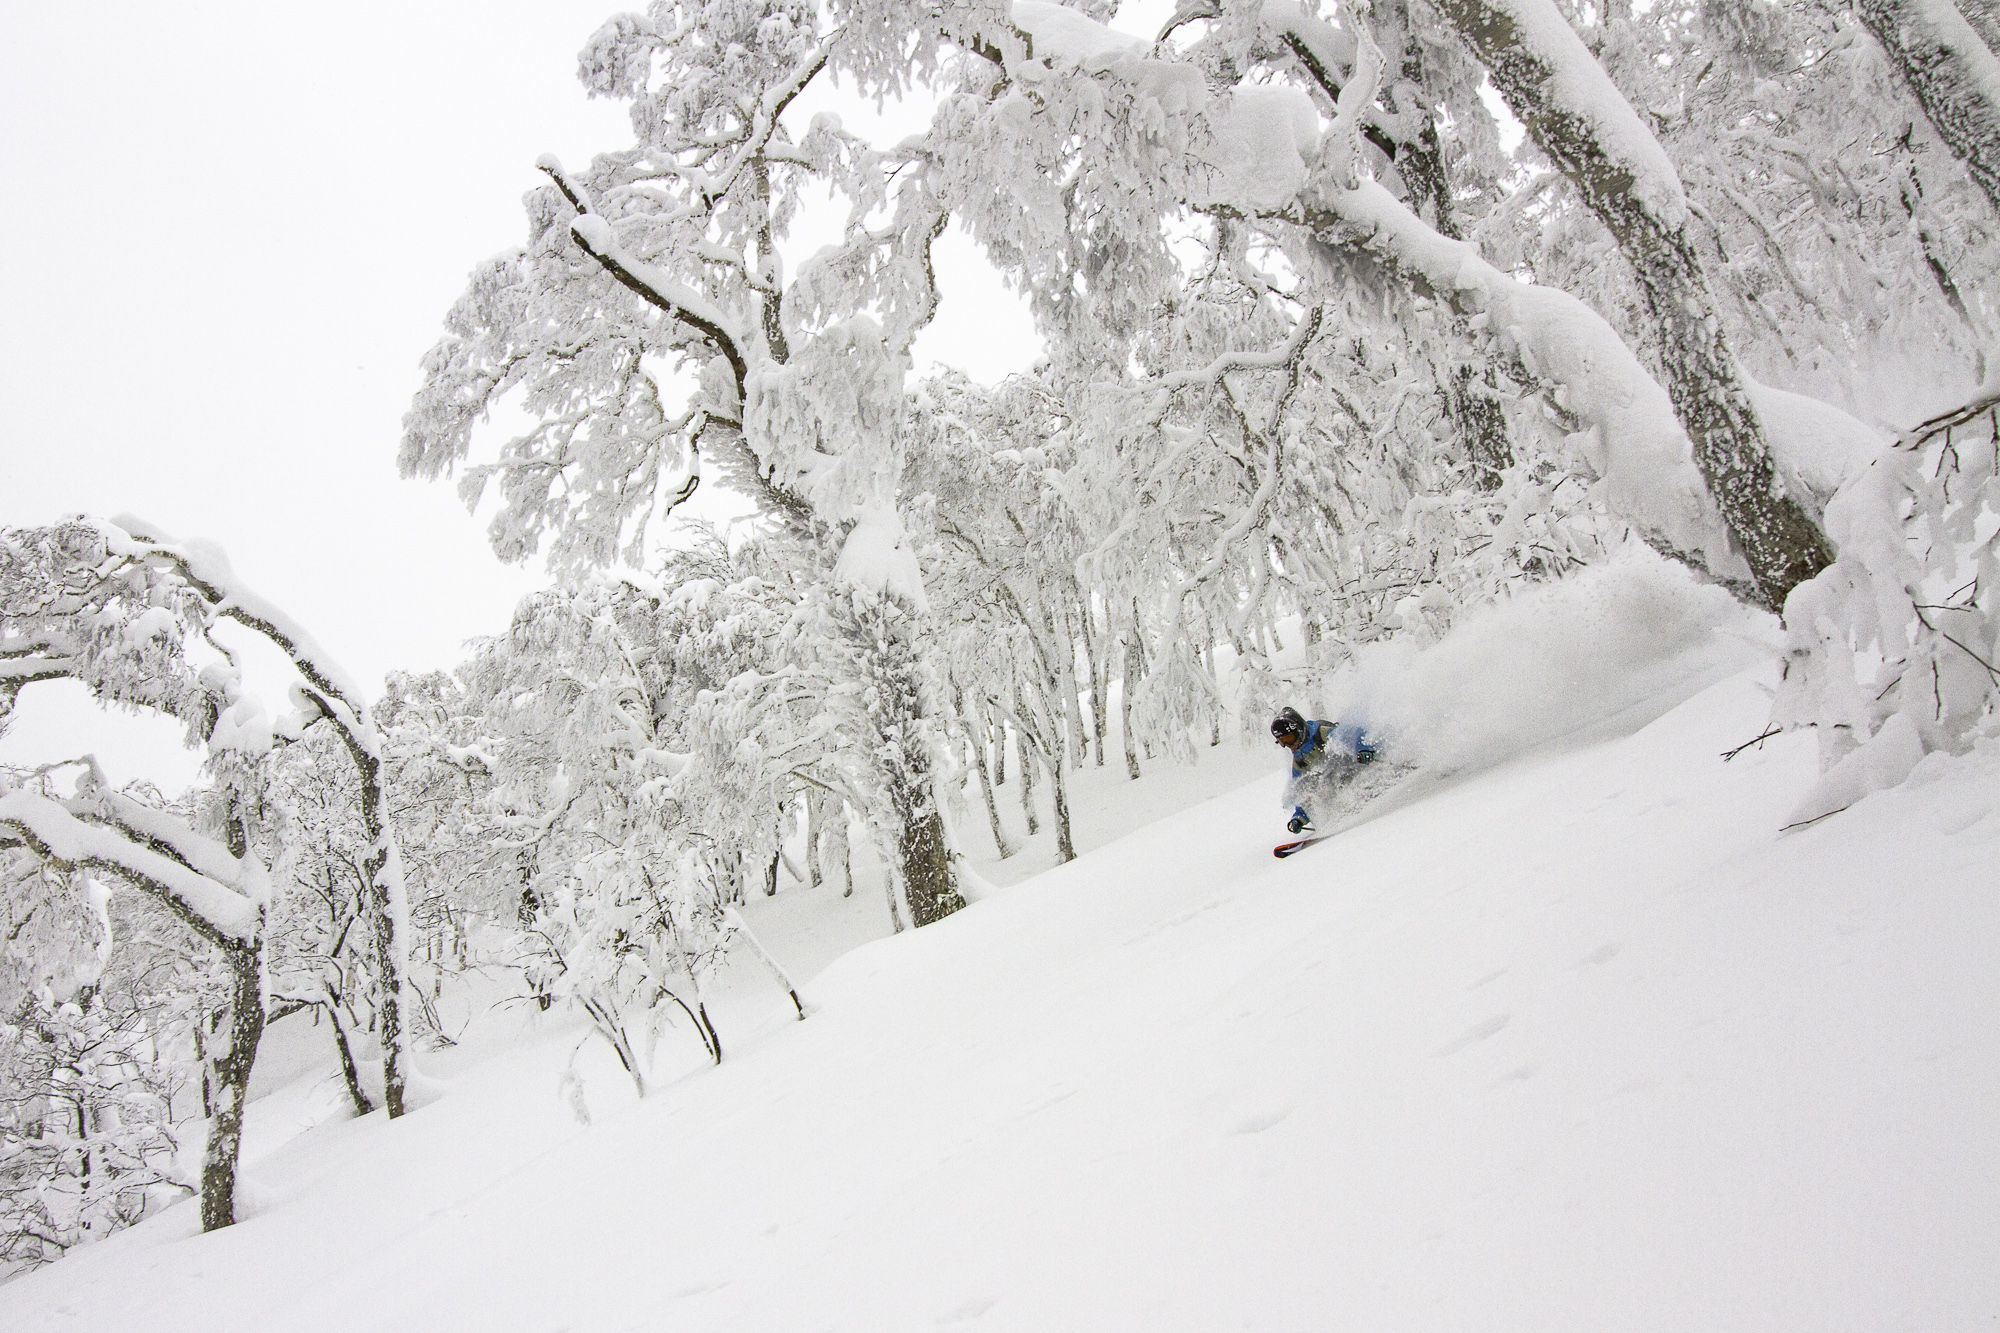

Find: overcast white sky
<box><xmin>1</xmin><ymin>0</ymin><xmax>1099</xmax><ymax>787</ymax></box>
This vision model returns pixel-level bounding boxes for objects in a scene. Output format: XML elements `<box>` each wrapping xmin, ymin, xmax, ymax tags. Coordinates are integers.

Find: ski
<box><xmin>1273</xmin><ymin>835</ymin><xmax>1330</xmax><ymax>859</ymax></box>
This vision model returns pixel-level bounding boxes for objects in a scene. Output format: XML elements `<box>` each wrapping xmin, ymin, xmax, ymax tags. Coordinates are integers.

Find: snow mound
<box><xmin>1745</xmin><ymin>377</ymin><xmax>1887</xmax><ymax>520</ymax></box>
<box><xmin>1323</xmin><ymin>547</ymin><xmax>1772</xmax><ymax>773</ymax></box>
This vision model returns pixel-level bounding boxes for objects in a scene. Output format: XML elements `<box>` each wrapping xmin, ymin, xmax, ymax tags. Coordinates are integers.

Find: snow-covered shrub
<box><xmin>0</xmin><ymin>987</ymin><xmax>187</xmax><ymax>1277</ymax></box>
<box><xmin>1778</xmin><ymin>390</ymin><xmax>2000</xmax><ymax>821</ymax></box>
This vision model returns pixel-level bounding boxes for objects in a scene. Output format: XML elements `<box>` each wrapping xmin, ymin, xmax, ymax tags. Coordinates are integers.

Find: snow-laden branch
<box><xmin>0</xmin><ymin>789</ymin><xmax>259</xmax><ymax>948</ymax></box>
<box><xmin>683</xmin><ymin>41</ymin><xmax>832</xmax><ymax>213</ymax></box>
<box><xmin>1155</xmin><ymin>306</ymin><xmax>1324</xmax><ymax>630</ymax></box>
<box><xmin>1436</xmin><ymin>0</ymin><xmax>1833</xmax><ymax>610</ymax></box>
<box><xmin>1146</xmin><ymin>307</ymin><xmax>1326</xmax><ymax>391</ymax></box>
<box><xmin>539</xmin><ymin>163</ymin><xmax>752</xmax><ymax>404</ymax></box>
<box><xmin>1292</xmin><ymin>180</ymin><xmax>1748</xmax><ymax>582</ymax></box>
<box><xmin>1899</xmin><ymin>367</ymin><xmax>2000</xmax><ymax>448</ymax></box>
<box><xmin>95</xmin><ymin>517</ymin><xmax>368</xmax><ymax>731</ymax></box>
<box><xmin>82</xmin><ymin>784</ymin><xmax>242</xmax><ymax>885</ymax></box>
<box><xmin>1323</xmin><ymin>5</ymin><xmax>1385</xmax><ymax>190</ymax></box>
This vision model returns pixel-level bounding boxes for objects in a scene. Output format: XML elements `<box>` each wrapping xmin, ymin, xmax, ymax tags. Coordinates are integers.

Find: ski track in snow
<box><xmin>3</xmin><ymin>667</ymin><xmax>1997</xmax><ymax>1331</ymax></box>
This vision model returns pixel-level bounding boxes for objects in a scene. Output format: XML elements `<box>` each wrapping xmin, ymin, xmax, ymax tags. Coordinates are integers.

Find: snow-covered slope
<box><xmin>5</xmin><ymin>667</ymin><xmax>1996</xmax><ymax>1331</ymax></box>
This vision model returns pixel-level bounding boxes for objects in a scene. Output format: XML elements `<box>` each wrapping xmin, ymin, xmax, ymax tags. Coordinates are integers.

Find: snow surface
<box><xmin>4</xmin><ymin>564</ymin><xmax>1995</xmax><ymax>1329</ymax></box>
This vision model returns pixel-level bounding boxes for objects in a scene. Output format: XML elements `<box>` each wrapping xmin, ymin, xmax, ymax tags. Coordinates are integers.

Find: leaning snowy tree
<box><xmin>924</xmin><ymin>0</ymin><xmax>1827</xmax><ymax>610</ymax></box>
<box><xmin>1</xmin><ymin>524</ymin><xmax>272</xmax><ymax>1231</ymax></box>
<box><xmin>909</xmin><ymin>0</ymin><xmax>1989</xmax><ymax>779</ymax></box>
<box><xmin>1</xmin><ymin>517</ymin><xmax>423</xmax><ymax>1234</ymax></box>
<box><xmin>403</xmin><ymin>0</ymin><xmax>970</xmax><ymax>926</ymax></box>
<box><xmin>1429</xmin><ymin>0</ymin><xmax>1836</xmax><ymax>610</ymax></box>
<box><xmin>0</xmin><ymin>766</ymin><xmax>262</xmax><ymax>1236</ymax></box>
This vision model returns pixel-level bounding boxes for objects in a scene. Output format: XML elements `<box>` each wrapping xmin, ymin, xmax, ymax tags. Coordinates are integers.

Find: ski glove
<box><xmin>1357</xmin><ymin>743</ymin><xmax>1376</xmax><ymax>764</ymax></box>
<box><xmin>1288</xmin><ymin>808</ymin><xmax>1311</xmax><ymax>834</ymax></box>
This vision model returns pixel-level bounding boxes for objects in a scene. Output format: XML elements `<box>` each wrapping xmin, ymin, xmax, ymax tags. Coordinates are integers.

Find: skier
<box><xmin>1270</xmin><ymin>706</ymin><xmax>1376</xmax><ymax>836</ymax></box>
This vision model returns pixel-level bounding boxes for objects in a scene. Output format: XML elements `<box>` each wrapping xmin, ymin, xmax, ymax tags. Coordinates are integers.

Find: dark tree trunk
<box><xmin>199</xmin><ymin>942</ymin><xmax>266</xmax><ymax>1232</ymax></box>
<box><xmin>327</xmin><ymin>1003</ymin><xmax>375</xmax><ymax>1117</ymax></box>
<box><xmin>1016</xmin><ymin>686</ymin><xmax>1041</xmax><ymax>835</ymax></box>
<box><xmin>1960</xmin><ymin>0</ymin><xmax>2000</xmax><ymax>54</ymax></box>
<box><xmin>1077</xmin><ymin>597</ymin><xmax>1109</xmax><ymax>767</ymax></box>
<box><xmin>1121</xmin><ymin>630</ymin><xmax>1142</xmax><ymax>781</ymax></box>
<box><xmin>965</xmin><ymin>704</ymin><xmax>1014</xmax><ymax>856</ymax></box>
<box><xmin>852</xmin><ymin>597</ymin><xmax>965</xmax><ymax>929</ymax></box>
<box><xmin>1051</xmin><ymin>606</ymin><xmax>1088</xmax><ymax>770</ymax></box>
<box><xmin>1047</xmin><ymin>747</ymin><xmax>1076</xmax><ymax>864</ymax></box>
<box><xmin>334</xmin><ymin>736</ymin><xmax>410</xmax><ymax>1120</ymax></box>
<box><xmin>1444</xmin><ymin>363</ymin><xmax>1512</xmax><ymax>489</ymax></box>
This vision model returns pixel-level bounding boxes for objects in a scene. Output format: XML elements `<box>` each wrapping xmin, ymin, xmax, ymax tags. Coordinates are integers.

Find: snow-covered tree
<box><xmin>414</xmin><ymin>0</ymin><xmax>1993</xmax><ymax>848</ymax></box>
<box><xmin>424</xmin><ymin>542</ymin><xmax>831</xmax><ymax>1091</ymax></box>
<box><xmin>1</xmin><ymin>516</ymin><xmax>427</xmax><ymax>1230</ymax></box>
<box><xmin>403</xmin><ymin>0</ymin><xmax>968</xmax><ymax>925</ymax></box>
<box><xmin>0</xmin><ymin>976</ymin><xmax>187</xmax><ymax>1273</ymax></box>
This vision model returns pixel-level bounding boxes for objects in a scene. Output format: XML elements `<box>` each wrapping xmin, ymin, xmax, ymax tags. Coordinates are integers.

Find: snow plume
<box><xmin>1319</xmin><ymin>547</ymin><xmax>1771</xmax><ymax>775</ymax></box>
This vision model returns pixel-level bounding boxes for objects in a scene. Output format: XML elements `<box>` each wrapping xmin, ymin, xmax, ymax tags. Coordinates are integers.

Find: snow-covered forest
<box><xmin>3</xmin><ymin>0</ymin><xmax>1996</xmax><ymax>1325</ymax></box>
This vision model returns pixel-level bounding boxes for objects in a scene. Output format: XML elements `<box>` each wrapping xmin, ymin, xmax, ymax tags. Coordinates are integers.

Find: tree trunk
<box><xmin>1960</xmin><ymin>0</ymin><xmax>2000</xmax><ymax>53</ymax></box>
<box><xmin>1052</xmin><ymin>607</ymin><xmax>1088</xmax><ymax>770</ymax></box>
<box><xmin>1047</xmin><ymin>746</ymin><xmax>1076</xmax><ymax>864</ymax></box>
<box><xmin>1121</xmin><ymin>630</ymin><xmax>1142</xmax><ymax>781</ymax></box>
<box><xmin>326</xmin><ymin>1002</ymin><xmax>375</xmax><ymax>1118</ymax></box>
<box><xmin>854</xmin><ymin>597</ymin><xmax>965</xmax><ymax>929</ymax></box>
<box><xmin>1016</xmin><ymin>686</ymin><xmax>1041</xmax><ymax>835</ymax></box>
<box><xmin>1444</xmin><ymin>362</ymin><xmax>1511</xmax><ymax>489</ymax></box>
<box><xmin>805</xmin><ymin>788</ymin><xmax>826</xmax><ymax>889</ymax></box>
<box><xmin>966</xmin><ymin>706</ymin><xmax>1015</xmax><ymax>856</ymax></box>
<box><xmin>338</xmin><ymin>740</ymin><xmax>413</xmax><ymax>1120</ymax></box>
<box><xmin>1440</xmin><ymin>0</ymin><xmax>1833</xmax><ymax>613</ymax></box>
<box><xmin>1385</xmin><ymin>29</ymin><xmax>1461</xmax><ymax>240</ymax></box>
<box><xmin>1077</xmin><ymin>597</ymin><xmax>1109</xmax><ymax>767</ymax></box>
<box><xmin>199</xmin><ymin>941</ymin><xmax>265</xmax><ymax>1232</ymax></box>
<box><xmin>1859</xmin><ymin>0</ymin><xmax>2000</xmax><ymax>214</ymax></box>
<box><xmin>1202</xmin><ymin>636</ymin><xmax>1222</xmax><ymax>747</ymax></box>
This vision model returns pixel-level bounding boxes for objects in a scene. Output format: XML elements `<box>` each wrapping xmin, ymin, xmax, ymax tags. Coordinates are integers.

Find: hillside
<box><xmin>3</xmin><ymin>643</ymin><xmax>1994</xmax><ymax>1330</ymax></box>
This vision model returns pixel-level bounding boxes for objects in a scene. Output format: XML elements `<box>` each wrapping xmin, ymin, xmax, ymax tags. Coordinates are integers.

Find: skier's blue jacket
<box><xmin>1288</xmin><ymin>719</ymin><xmax>1375</xmax><ymax>777</ymax></box>
<box><xmin>1284</xmin><ymin>719</ymin><xmax>1376</xmax><ymax>818</ymax></box>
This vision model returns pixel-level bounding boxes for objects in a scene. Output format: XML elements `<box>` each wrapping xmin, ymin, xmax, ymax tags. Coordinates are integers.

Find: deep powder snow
<box><xmin>3</xmin><ymin>563</ymin><xmax>1994</xmax><ymax>1332</ymax></box>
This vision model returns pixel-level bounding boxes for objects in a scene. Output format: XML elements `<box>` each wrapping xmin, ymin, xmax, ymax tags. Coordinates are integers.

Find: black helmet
<box><xmin>1270</xmin><ymin>706</ymin><xmax>1305</xmax><ymax>743</ymax></box>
